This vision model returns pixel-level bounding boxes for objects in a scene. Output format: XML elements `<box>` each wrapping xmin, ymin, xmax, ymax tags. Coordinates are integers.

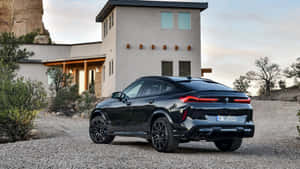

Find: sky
<box><xmin>42</xmin><ymin>0</ymin><xmax>300</xmax><ymax>95</ymax></box>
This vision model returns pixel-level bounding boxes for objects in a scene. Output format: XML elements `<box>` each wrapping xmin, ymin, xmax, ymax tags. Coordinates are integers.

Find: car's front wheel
<box><xmin>151</xmin><ymin>117</ymin><xmax>178</xmax><ymax>152</ymax></box>
<box><xmin>214</xmin><ymin>138</ymin><xmax>242</xmax><ymax>152</ymax></box>
<box><xmin>89</xmin><ymin>116</ymin><xmax>114</xmax><ymax>144</ymax></box>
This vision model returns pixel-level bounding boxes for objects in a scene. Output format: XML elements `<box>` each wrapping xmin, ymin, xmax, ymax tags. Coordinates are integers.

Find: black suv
<box><xmin>89</xmin><ymin>76</ymin><xmax>254</xmax><ymax>152</ymax></box>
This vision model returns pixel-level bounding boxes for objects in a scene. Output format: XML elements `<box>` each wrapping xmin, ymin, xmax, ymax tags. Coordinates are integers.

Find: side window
<box><xmin>123</xmin><ymin>80</ymin><xmax>144</xmax><ymax>98</ymax></box>
<box><xmin>139</xmin><ymin>80</ymin><xmax>176</xmax><ymax>97</ymax></box>
<box><xmin>161</xmin><ymin>12</ymin><xmax>173</xmax><ymax>29</ymax></box>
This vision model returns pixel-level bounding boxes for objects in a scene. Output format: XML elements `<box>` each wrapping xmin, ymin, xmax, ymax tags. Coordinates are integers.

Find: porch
<box><xmin>44</xmin><ymin>57</ymin><xmax>105</xmax><ymax>97</ymax></box>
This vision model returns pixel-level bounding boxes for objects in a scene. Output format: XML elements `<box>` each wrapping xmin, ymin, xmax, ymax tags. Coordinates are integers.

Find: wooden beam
<box><xmin>84</xmin><ymin>61</ymin><xmax>89</xmax><ymax>91</ymax></box>
<box><xmin>201</xmin><ymin>68</ymin><xmax>212</xmax><ymax>77</ymax></box>
<box><xmin>44</xmin><ymin>58</ymin><xmax>106</xmax><ymax>66</ymax></box>
<box><xmin>62</xmin><ymin>62</ymin><xmax>66</xmax><ymax>73</ymax></box>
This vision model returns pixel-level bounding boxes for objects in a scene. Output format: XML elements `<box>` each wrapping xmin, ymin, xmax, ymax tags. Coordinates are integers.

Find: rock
<box><xmin>33</xmin><ymin>35</ymin><xmax>49</xmax><ymax>44</ymax></box>
<box><xmin>29</xmin><ymin>129</ymin><xmax>40</xmax><ymax>139</ymax></box>
<box><xmin>0</xmin><ymin>0</ymin><xmax>50</xmax><ymax>39</ymax></box>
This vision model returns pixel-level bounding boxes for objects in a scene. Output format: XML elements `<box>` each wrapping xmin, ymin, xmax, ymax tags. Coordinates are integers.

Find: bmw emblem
<box><xmin>225</xmin><ymin>97</ymin><xmax>229</xmax><ymax>103</ymax></box>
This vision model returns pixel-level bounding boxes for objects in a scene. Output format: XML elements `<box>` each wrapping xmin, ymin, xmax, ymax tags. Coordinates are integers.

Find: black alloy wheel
<box><xmin>151</xmin><ymin>117</ymin><xmax>178</xmax><ymax>152</ymax></box>
<box><xmin>89</xmin><ymin>116</ymin><xmax>114</xmax><ymax>144</ymax></box>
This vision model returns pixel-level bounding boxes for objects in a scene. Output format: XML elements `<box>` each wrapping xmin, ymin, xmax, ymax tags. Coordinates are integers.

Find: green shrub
<box><xmin>47</xmin><ymin>67</ymin><xmax>80</xmax><ymax>116</ymax></box>
<box><xmin>77</xmin><ymin>91</ymin><xmax>97</xmax><ymax>116</ymax></box>
<box><xmin>0</xmin><ymin>78</ymin><xmax>47</xmax><ymax>142</ymax></box>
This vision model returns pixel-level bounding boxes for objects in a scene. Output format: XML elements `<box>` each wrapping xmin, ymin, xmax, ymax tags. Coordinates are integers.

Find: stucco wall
<box><xmin>70</xmin><ymin>43</ymin><xmax>103</xmax><ymax>58</ymax></box>
<box><xmin>17</xmin><ymin>63</ymin><xmax>50</xmax><ymax>94</ymax></box>
<box><xmin>115</xmin><ymin>6</ymin><xmax>202</xmax><ymax>91</ymax></box>
<box><xmin>100</xmin><ymin>8</ymin><xmax>117</xmax><ymax>97</ymax></box>
<box><xmin>22</xmin><ymin>44</ymin><xmax>71</xmax><ymax>61</ymax></box>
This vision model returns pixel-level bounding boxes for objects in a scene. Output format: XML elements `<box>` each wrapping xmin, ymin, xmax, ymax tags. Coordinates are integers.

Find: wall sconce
<box><xmin>163</xmin><ymin>45</ymin><xmax>167</xmax><ymax>50</ymax></box>
<box><xmin>151</xmin><ymin>44</ymin><xmax>156</xmax><ymax>50</ymax></box>
<box><xmin>126</xmin><ymin>43</ymin><xmax>131</xmax><ymax>49</ymax></box>
<box><xmin>139</xmin><ymin>44</ymin><xmax>144</xmax><ymax>49</ymax></box>
<box><xmin>174</xmin><ymin>45</ymin><xmax>179</xmax><ymax>51</ymax></box>
<box><xmin>187</xmin><ymin>45</ymin><xmax>192</xmax><ymax>51</ymax></box>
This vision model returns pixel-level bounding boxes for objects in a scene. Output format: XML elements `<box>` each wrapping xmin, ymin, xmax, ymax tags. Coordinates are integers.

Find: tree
<box><xmin>233</xmin><ymin>76</ymin><xmax>251</xmax><ymax>94</ymax></box>
<box><xmin>246</xmin><ymin>57</ymin><xmax>281</xmax><ymax>96</ymax></box>
<box><xmin>46</xmin><ymin>67</ymin><xmax>73</xmax><ymax>94</ymax></box>
<box><xmin>278</xmin><ymin>80</ymin><xmax>286</xmax><ymax>89</ymax></box>
<box><xmin>284</xmin><ymin>57</ymin><xmax>300</xmax><ymax>80</ymax></box>
<box><xmin>0</xmin><ymin>32</ymin><xmax>34</xmax><ymax>79</ymax></box>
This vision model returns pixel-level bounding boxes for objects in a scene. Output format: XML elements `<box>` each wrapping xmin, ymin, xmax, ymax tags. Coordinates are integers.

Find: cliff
<box><xmin>0</xmin><ymin>0</ymin><xmax>49</xmax><ymax>38</ymax></box>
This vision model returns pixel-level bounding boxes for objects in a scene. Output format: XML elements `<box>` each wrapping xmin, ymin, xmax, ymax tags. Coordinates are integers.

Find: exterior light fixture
<box><xmin>151</xmin><ymin>44</ymin><xmax>156</xmax><ymax>50</ymax></box>
<box><xmin>126</xmin><ymin>43</ymin><xmax>131</xmax><ymax>49</ymax></box>
<box><xmin>187</xmin><ymin>45</ymin><xmax>192</xmax><ymax>51</ymax></box>
<box><xmin>175</xmin><ymin>45</ymin><xmax>179</xmax><ymax>51</ymax></box>
<box><xmin>163</xmin><ymin>45</ymin><xmax>167</xmax><ymax>50</ymax></box>
<box><xmin>139</xmin><ymin>44</ymin><xmax>144</xmax><ymax>49</ymax></box>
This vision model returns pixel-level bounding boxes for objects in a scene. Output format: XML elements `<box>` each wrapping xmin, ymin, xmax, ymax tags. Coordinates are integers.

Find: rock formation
<box><xmin>0</xmin><ymin>0</ymin><xmax>49</xmax><ymax>41</ymax></box>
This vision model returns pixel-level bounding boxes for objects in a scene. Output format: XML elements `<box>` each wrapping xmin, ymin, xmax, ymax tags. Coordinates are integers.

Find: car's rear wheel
<box><xmin>89</xmin><ymin>116</ymin><xmax>114</xmax><ymax>144</ymax></box>
<box><xmin>214</xmin><ymin>138</ymin><xmax>242</xmax><ymax>152</ymax></box>
<box><xmin>151</xmin><ymin>117</ymin><xmax>178</xmax><ymax>152</ymax></box>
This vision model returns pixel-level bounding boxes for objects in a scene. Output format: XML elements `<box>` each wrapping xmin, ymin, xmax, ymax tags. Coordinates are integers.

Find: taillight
<box><xmin>180</xmin><ymin>96</ymin><xmax>219</xmax><ymax>103</ymax></box>
<box><xmin>234</xmin><ymin>98</ymin><xmax>251</xmax><ymax>104</ymax></box>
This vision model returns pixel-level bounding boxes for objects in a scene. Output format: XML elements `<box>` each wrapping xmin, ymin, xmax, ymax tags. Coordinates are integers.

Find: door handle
<box><xmin>149</xmin><ymin>99</ymin><xmax>155</xmax><ymax>104</ymax></box>
<box><xmin>126</xmin><ymin>102</ymin><xmax>132</xmax><ymax>106</ymax></box>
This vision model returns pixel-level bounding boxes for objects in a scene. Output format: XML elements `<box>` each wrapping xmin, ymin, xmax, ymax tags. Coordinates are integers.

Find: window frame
<box><xmin>178</xmin><ymin>12</ymin><xmax>191</xmax><ymax>30</ymax></box>
<box><xmin>179</xmin><ymin>61</ymin><xmax>191</xmax><ymax>77</ymax></box>
<box><xmin>161</xmin><ymin>61</ymin><xmax>173</xmax><ymax>76</ymax></box>
<box><xmin>161</xmin><ymin>12</ymin><xmax>174</xmax><ymax>29</ymax></box>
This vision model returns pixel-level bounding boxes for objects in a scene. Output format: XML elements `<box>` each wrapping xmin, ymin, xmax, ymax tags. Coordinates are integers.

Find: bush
<box><xmin>0</xmin><ymin>78</ymin><xmax>47</xmax><ymax>142</ymax></box>
<box><xmin>47</xmin><ymin>67</ymin><xmax>80</xmax><ymax>116</ymax></box>
<box><xmin>77</xmin><ymin>91</ymin><xmax>97</xmax><ymax>116</ymax></box>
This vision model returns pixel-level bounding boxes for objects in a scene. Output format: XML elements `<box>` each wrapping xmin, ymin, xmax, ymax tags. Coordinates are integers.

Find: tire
<box><xmin>151</xmin><ymin>117</ymin><xmax>178</xmax><ymax>152</ymax></box>
<box><xmin>214</xmin><ymin>138</ymin><xmax>242</xmax><ymax>152</ymax></box>
<box><xmin>89</xmin><ymin>116</ymin><xmax>114</xmax><ymax>144</ymax></box>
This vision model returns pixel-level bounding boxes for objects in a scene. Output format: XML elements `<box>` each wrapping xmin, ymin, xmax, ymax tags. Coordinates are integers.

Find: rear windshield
<box><xmin>179</xmin><ymin>80</ymin><xmax>234</xmax><ymax>91</ymax></box>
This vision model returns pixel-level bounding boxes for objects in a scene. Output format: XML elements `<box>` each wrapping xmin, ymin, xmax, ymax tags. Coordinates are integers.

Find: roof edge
<box><xmin>96</xmin><ymin>0</ymin><xmax>208</xmax><ymax>22</ymax></box>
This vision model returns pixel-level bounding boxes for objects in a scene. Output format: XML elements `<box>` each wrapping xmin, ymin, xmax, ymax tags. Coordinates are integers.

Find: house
<box><xmin>17</xmin><ymin>0</ymin><xmax>209</xmax><ymax>97</ymax></box>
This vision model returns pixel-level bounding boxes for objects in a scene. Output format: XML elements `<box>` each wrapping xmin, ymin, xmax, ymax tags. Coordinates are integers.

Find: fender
<box><xmin>90</xmin><ymin>109</ymin><xmax>108</xmax><ymax>122</ymax></box>
<box><xmin>147</xmin><ymin>109</ymin><xmax>174</xmax><ymax>133</ymax></box>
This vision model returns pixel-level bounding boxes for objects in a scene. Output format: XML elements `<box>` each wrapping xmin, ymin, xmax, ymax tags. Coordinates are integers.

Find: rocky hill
<box><xmin>0</xmin><ymin>0</ymin><xmax>49</xmax><ymax>42</ymax></box>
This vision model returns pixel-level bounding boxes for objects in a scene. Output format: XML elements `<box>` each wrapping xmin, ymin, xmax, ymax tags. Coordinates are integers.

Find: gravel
<box><xmin>0</xmin><ymin>100</ymin><xmax>299</xmax><ymax>169</ymax></box>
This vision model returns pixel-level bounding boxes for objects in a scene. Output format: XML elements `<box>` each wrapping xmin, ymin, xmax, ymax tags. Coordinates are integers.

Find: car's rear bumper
<box><xmin>173</xmin><ymin>121</ymin><xmax>255</xmax><ymax>141</ymax></box>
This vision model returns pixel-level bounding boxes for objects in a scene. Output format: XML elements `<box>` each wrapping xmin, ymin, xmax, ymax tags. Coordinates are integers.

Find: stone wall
<box><xmin>0</xmin><ymin>0</ymin><xmax>49</xmax><ymax>38</ymax></box>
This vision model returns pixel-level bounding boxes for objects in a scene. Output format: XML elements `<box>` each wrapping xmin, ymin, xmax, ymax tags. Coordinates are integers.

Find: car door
<box><xmin>128</xmin><ymin>79</ymin><xmax>176</xmax><ymax>132</ymax></box>
<box><xmin>106</xmin><ymin>80</ymin><xmax>144</xmax><ymax>132</ymax></box>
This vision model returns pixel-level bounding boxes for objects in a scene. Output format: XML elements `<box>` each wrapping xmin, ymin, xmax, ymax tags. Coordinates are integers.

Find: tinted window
<box><xmin>179</xmin><ymin>80</ymin><xmax>234</xmax><ymax>91</ymax></box>
<box><xmin>139</xmin><ymin>80</ymin><xmax>176</xmax><ymax>97</ymax></box>
<box><xmin>179</xmin><ymin>61</ymin><xmax>191</xmax><ymax>77</ymax></box>
<box><xmin>123</xmin><ymin>80</ymin><xmax>144</xmax><ymax>98</ymax></box>
<box><xmin>162</xmin><ymin>61</ymin><xmax>173</xmax><ymax>76</ymax></box>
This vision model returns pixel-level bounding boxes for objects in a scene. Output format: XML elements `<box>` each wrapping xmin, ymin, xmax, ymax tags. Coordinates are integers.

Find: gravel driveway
<box><xmin>0</xmin><ymin>101</ymin><xmax>299</xmax><ymax>169</ymax></box>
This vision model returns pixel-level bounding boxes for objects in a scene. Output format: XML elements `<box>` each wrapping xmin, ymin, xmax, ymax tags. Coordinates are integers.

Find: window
<box><xmin>111</xmin><ymin>12</ymin><xmax>114</xmax><ymax>27</ymax></box>
<box><xmin>161</xmin><ymin>12</ymin><xmax>173</xmax><ymax>29</ymax></box>
<box><xmin>123</xmin><ymin>80</ymin><xmax>145</xmax><ymax>98</ymax></box>
<box><xmin>47</xmin><ymin>74</ymin><xmax>53</xmax><ymax>85</ymax></box>
<box><xmin>179</xmin><ymin>80</ymin><xmax>234</xmax><ymax>91</ymax></box>
<box><xmin>161</xmin><ymin>61</ymin><xmax>173</xmax><ymax>76</ymax></box>
<box><xmin>103</xmin><ymin>65</ymin><xmax>105</xmax><ymax>81</ymax></box>
<box><xmin>138</xmin><ymin>80</ymin><xmax>176</xmax><ymax>97</ymax></box>
<box><xmin>179</xmin><ymin>61</ymin><xmax>191</xmax><ymax>77</ymax></box>
<box><xmin>109</xmin><ymin>15</ymin><xmax>112</xmax><ymax>29</ymax></box>
<box><xmin>178</xmin><ymin>12</ymin><xmax>191</xmax><ymax>30</ymax></box>
<box><xmin>103</xmin><ymin>20</ymin><xmax>107</xmax><ymax>37</ymax></box>
<box><xmin>111</xmin><ymin>60</ymin><xmax>114</xmax><ymax>75</ymax></box>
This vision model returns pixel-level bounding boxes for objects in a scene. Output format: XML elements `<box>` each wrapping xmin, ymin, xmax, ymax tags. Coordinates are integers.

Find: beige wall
<box><xmin>115</xmin><ymin>6</ymin><xmax>202</xmax><ymax>91</ymax></box>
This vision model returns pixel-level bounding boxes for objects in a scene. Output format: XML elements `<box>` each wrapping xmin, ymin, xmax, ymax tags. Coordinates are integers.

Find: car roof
<box><xmin>139</xmin><ymin>76</ymin><xmax>214</xmax><ymax>83</ymax></box>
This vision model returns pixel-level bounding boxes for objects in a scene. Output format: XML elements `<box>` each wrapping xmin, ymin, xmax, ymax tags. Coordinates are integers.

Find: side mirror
<box><xmin>112</xmin><ymin>92</ymin><xmax>125</xmax><ymax>101</ymax></box>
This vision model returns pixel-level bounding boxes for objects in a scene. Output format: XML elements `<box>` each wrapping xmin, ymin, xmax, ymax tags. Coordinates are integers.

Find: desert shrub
<box><xmin>77</xmin><ymin>91</ymin><xmax>97</xmax><ymax>116</ymax></box>
<box><xmin>47</xmin><ymin>67</ymin><xmax>80</xmax><ymax>116</ymax></box>
<box><xmin>0</xmin><ymin>78</ymin><xmax>47</xmax><ymax>142</ymax></box>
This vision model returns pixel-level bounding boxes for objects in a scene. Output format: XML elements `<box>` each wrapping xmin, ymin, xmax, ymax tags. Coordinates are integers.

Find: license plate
<box><xmin>217</xmin><ymin>115</ymin><xmax>238</xmax><ymax>122</ymax></box>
